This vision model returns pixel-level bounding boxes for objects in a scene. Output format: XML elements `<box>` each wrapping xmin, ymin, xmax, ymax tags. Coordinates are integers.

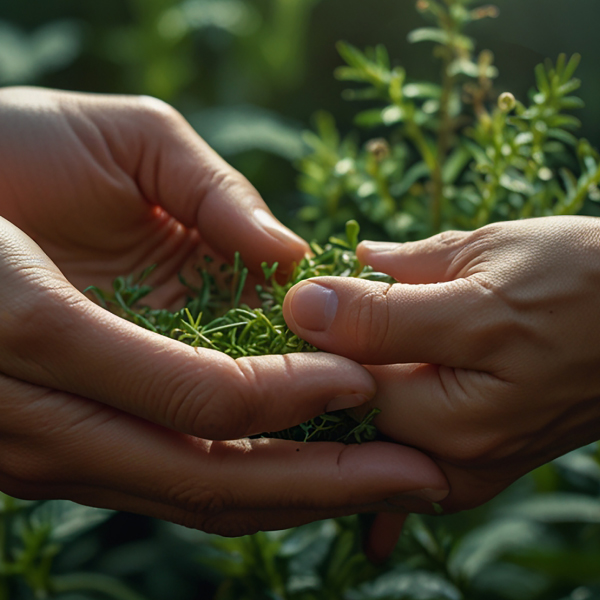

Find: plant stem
<box><xmin>0</xmin><ymin>577</ymin><xmax>8</xmax><ymax>600</ymax></box>
<box><xmin>51</xmin><ymin>573</ymin><xmax>150</xmax><ymax>600</ymax></box>
<box><xmin>432</xmin><ymin>56</ymin><xmax>455</xmax><ymax>233</ymax></box>
<box><xmin>559</xmin><ymin>163</ymin><xmax>600</xmax><ymax>215</ymax></box>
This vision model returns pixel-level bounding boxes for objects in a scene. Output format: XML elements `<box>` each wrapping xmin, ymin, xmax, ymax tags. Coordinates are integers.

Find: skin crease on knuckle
<box><xmin>207</xmin><ymin>360</ymin><xmax>262</xmax><ymax>440</ymax></box>
<box><xmin>157</xmin><ymin>358</ymin><xmax>249</xmax><ymax>441</ymax></box>
<box><xmin>346</xmin><ymin>285</ymin><xmax>391</xmax><ymax>359</ymax></box>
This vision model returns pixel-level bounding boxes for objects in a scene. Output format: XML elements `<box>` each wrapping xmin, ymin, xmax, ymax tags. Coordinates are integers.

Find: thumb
<box><xmin>92</xmin><ymin>95</ymin><xmax>309</xmax><ymax>275</ymax></box>
<box><xmin>282</xmin><ymin>273</ymin><xmax>501</xmax><ymax>369</ymax></box>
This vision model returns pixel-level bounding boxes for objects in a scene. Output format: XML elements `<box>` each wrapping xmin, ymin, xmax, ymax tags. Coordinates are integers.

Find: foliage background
<box><xmin>2</xmin><ymin>1</ymin><xmax>600</xmax><ymax>599</ymax></box>
<box><xmin>2</xmin><ymin>0</ymin><xmax>600</xmax><ymax>224</ymax></box>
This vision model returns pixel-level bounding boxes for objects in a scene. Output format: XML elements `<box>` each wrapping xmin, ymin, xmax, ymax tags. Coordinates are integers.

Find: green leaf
<box><xmin>448</xmin><ymin>519</ymin><xmax>550</xmax><ymax>580</ymax></box>
<box><xmin>29</xmin><ymin>500</ymin><xmax>114</xmax><ymax>544</ymax></box>
<box><xmin>403</xmin><ymin>82</ymin><xmax>442</xmax><ymax>99</ymax></box>
<box><xmin>347</xmin><ymin>569</ymin><xmax>462</xmax><ymax>600</ymax></box>
<box><xmin>561</xmin><ymin>53</ymin><xmax>582</xmax><ymax>83</ymax></box>
<box><xmin>346</xmin><ymin>220</ymin><xmax>360</xmax><ymax>249</ymax></box>
<box><xmin>560</xmin><ymin>95</ymin><xmax>585</xmax><ymax>110</ymax></box>
<box><xmin>408</xmin><ymin>27</ymin><xmax>451</xmax><ymax>45</ymax></box>
<box><xmin>355</xmin><ymin>106</ymin><xmax>404</xmax><ymax>127</ymax></box>
<box><xmin>547</xmin><ymin>128</ymin><xmax>579</xmax><ymax>146</ymax></box>
<box><xmin>442</xmin><ymin>146</ymin><xmax>472</xmax><ymax>184</ymax></box>
<box><xmin>499</xmin><ymin>169</ymin><xmax>536</xmax><ymax>195</ymax></box>
<box><xmin>507</xmin><ymin>550</ymin><xmax>600</xmax><ymax>584</ymax></box>
<box><xmin>554</xmin><ymin>447</ymin><xmax>600</xmax><ymax>482</ymax></box>
<box><xmin>470</xmin><ymin>563</ymin><xmax>551</xmax><ymax>600</ymax></box>
<box><xmin>535</xmin><ymin>62</ymin><xmax>551</xmax><ymax>95</ymax></box>
<box><xmin>499</xmin><ymin>493</ymin><xmax>600</xmax><ymax>523</ymax></box>
<box><xmin>337</xmin><ymin>41</ymin><xmax>371</xmax><ymax>70</ymax></box>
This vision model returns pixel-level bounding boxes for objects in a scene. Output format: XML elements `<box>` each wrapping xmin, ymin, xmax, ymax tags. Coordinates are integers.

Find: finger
<box><xmin>0</xmin><ymin>217</ymin><xmax>380</xmax><ymax>440</ymax></box>
<box><xmin>364</xmin><ymin>513</ymin><xmax>407</xmax><ymax>564</ymax></box>
<box><xmin>84</xmin><ymin>94</ymin><xmax>309</xmax><ymax>275</ymax></box>
<box><xmin>1</xmin><ymin>376</ymin><xmax>449</xmax><ymax>529</ymax></box>
<box><xmin>8</xmin><ymin>300</ymin><xmax>379</xmax><ymax>440</ymax></box>
<box><xmin>357</xmin><ymin>230</ymin><xmax>471</xmax><ymax>284</ymax></box>
<box><xmin>283</xmin><ymin>275</ymin><xmax>502</xmax><ymax>368</ymax></box>
<box><xmin>362</xmin><ymin>363</ymin><xmax>518</xmax><ymax>513</ymax></box>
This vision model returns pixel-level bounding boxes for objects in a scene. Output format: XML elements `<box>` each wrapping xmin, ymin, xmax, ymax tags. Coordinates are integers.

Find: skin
<box><xmin>284</xmin><ymin>216</ymin><xmax>600</xmax><ymax>560</ymax></box>
<box><xmin>0</xmin><ymin>87</ymin><xmax>449</xmax><ymax>536</ymax></box>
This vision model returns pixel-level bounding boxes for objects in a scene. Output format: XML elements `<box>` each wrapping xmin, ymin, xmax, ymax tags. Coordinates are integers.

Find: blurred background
<box><xmin>2</xmin><ymin>2</ymin><xmax>600</xmax><ymax>599</ymax></box>
<box><xmin>1</xmin><ymin>0</ymin><xmax>599</xmax><ymax>225</ymax></box>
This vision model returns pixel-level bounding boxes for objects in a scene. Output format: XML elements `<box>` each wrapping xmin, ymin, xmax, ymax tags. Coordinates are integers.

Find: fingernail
<box><xmin>389</xmin><ymin>488</ymin><xmax>449</xmax><ymax>505</ymax></box>
<box><xmin>290</xmin><ymin>283</ymin><xmax>338</xmax><ymax>332</ymax></box>
<box><xmin>326</xmin><ymin>393</ymin><xmax>369</xmax><ymax>413</ymax></box>
<box><xmin>361</xmin><ymin>241</ymin><xmax>399</xmax><ymax>254</ymax></box>
<box><xmin>254</xmin><ymin>208</ymin><xmax>305</xmax><ymax>247</ymax></box>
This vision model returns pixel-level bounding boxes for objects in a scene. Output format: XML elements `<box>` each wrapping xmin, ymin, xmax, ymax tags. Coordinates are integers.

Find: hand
<box><xmin>0</xmin><ymin>86</ymin><xmax>308</xmax><ymax>301</ymax></box>
<box><xmin>283</xmin><ymin>216</ymin><xmax>600</xmax><ymax>555</ymax></box>
<box><xmin>0</xmin><ymin>88</ymin><xmax>449</xmax><ymax>535</ymax></box>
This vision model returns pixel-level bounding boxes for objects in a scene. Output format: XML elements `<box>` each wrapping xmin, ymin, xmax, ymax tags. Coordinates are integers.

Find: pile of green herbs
<box><xmin>86</xmin><ymin>220</ymin><xmax>388</xmax><ymax>445</ymax></box>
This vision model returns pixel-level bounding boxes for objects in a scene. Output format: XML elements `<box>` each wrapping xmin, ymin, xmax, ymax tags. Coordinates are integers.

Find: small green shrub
<box><xmin>295</xmin><ymin>0</ymin><xmax>600</xmax><ymax>243</ymax></box>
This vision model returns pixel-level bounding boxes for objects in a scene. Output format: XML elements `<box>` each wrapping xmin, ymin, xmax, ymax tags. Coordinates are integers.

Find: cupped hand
<box><xmin>0</xmin><ymin>88</ymin><xmax>449</xmax><ymax>535</ymax></box>
<box><xmin>284</xmin><ymin>216</ymin><xmax>600</xmax><ymax>556</ymax></box>
<box><xmin>0</xmin><ymin>86</ymin><xmax>309</xmax><ymax>304</ymax></box>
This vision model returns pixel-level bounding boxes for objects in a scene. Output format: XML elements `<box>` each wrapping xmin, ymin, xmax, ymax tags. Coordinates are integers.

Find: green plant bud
<box><xmin>498</xmin><ymin>91</ymin><xmax>516</xmax><ymax>112</ymax></box>
<box><xmin>471</xmin><ymin>5</ymin><xmax>500</xmax><ymax>21</ymax></box>
<box><xmin>365</xmin><ymin>138</ymin><xmax>391</xmax><ymax>162</ymax></box>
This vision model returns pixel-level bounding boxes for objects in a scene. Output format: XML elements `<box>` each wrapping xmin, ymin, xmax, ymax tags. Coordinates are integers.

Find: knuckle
<box><xmin>347</xmin><ymin>286</ymin><xmax>391</xmax><ymax>357</ymax></box>
<box><xmin>200</xmin><ymin>167</ymin><xmax>250</xmax><ymax>199</ymax></box>
<box><xmin>2</xmin><ymin>285</ymin><xmax>84</xmax><ymax>377</ymax></box>
<box><xmin>185</xmin><ymin>360</ymin><xmax>259</xmax><ymax>440</ymax></box>
<box><xmin>160</xmin><ymin>358</ymin><xmax>254</xmax><ymax>440</ymax></box>
<box><xmin>0</xmin><ymin>447</ymin><xmax>61</xmax><ymax>495</ymax></box>
<box><xmin>433</xmin><ymin>229</ymin><xmax>468</xmax><ymax>249</ymax></box>
<box><xmin>163</xmin><ymin>376</ymin><xmax>208</xmax><ymax>434</ymax></box>
<box><xmin>136</xmin><ymin>95</ymin><xmax>182</xmax><ymax>125</ymax></box>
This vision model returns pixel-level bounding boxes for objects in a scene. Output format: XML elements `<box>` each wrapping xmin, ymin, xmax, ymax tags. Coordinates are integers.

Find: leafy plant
<box><xmin>296</xmin><ymin>0</ymin><xmax>600</xmax><ymax>242</ymax></box>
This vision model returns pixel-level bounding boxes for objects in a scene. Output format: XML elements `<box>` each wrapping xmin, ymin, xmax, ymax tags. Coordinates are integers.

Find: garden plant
<box><xmin>2</xmin><ymin>0</ymin><xmax>600</xmax><ymax>599</ymax></box>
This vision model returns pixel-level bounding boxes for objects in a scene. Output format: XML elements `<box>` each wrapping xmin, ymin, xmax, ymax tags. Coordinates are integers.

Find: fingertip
<box><xmin>357</xmin><ymin>240</ymin><xmax>400</xmax><ymax>259</ymax></box>
<box><xmin>297</xmin><ymin>352</ymin><xmax>377</xmax><ymax>401</ymax></box>
<box><xmin>364</xmin><ymin>513</ymin><xmax>407</xmax><ymax>564</ymax></box>
<box><xmin>284</xmin><ymin>280</ymin><xmax>339</xmax><ymax>334</ymax></box>
<box><xmin>253</xmin><ymin>208</ymin><xmax>309</xmax><ymax>257</ymax></box>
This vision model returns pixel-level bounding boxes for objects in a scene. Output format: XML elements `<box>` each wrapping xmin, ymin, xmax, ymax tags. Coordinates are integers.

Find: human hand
<box><xmin>283</xmin><ymin>216</ymin><xmax>600</xmax><ymax>555</ymax></box>
<box><xmin>0</xmin><ymin>215</ymin><xmax>449</xmax><ymax>536</ymax></box>
<box><xmin>0</xmin><ymin>86</ymin><xmax>309</xmax><ymax>301</ymax></box>
<box><xmin>0</xmin><ymin>88</ymin><xmax>449</xmax><ymax>534</ymax></box>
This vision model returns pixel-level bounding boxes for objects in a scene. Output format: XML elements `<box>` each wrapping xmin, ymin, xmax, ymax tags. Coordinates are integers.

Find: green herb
<box><xmin>85</xmin><ymin>222</ymin><xmax>391</xmax><ymax>444</ymax></box>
